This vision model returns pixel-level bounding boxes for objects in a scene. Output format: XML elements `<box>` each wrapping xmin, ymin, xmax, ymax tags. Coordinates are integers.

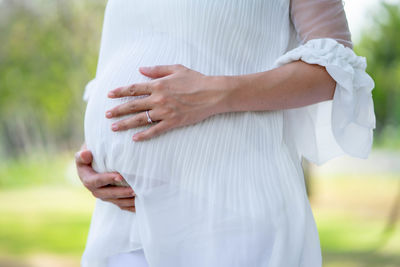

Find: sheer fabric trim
<box><xmin>273</xmin><ymin>38</ymin><xmax>376</xmax><ymax>165</ymax></box>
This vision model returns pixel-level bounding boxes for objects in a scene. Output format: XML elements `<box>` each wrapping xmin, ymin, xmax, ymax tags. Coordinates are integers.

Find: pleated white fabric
<box><xmin>81</xmin><ymin>1</ymin><xmax>376</xmax><ymax>266</ymax></box>
<box><xmin>107</xmin><ymin>249</ymin><xmax>149</xmax><ymax>267</ymax></box>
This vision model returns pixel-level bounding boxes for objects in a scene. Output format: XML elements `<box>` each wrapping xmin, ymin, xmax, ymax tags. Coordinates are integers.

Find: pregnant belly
<box><xmin>83</xmin><ymin>34</ymin><xmax>286</xmax><ymax>196</ymax></box>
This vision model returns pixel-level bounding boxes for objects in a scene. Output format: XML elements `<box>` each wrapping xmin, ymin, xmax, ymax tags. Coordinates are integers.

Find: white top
<box><xmin>82</xmin><ymin>1</ymin><xmax>376</xmax><ymax>266</ymax></box>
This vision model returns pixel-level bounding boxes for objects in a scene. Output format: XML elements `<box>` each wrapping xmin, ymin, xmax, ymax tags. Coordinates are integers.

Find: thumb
<box><xmin>79</xmin><ymin>150</ymin><xmax>93</xmax><ymax>164</ymax></box>
<box><xmin>139</xmin><ymin>64</ymin><xmax>177</xmax><ymax>78</ymax></box>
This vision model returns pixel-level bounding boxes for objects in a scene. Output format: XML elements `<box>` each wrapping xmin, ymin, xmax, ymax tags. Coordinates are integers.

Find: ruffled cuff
<box><xmin>272</xmin><ymin>38</ymin><xmax>376</xmax><ymax>165</ymax></box>
<box><xmin>82</xmin><ymin>78</ymin><xmax>97</xmax><ymax>102</ymax></box>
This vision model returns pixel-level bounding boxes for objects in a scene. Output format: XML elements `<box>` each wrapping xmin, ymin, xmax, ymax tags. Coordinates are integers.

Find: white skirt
<box><xmin>107</xmin><ymin>249</ymin><xmax>149</xmax><ymax>267</ymax></box>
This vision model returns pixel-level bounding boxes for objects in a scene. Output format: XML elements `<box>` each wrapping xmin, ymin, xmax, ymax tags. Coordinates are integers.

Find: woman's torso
<box><xmin>84</xmin><ymin>0</ymin><xmax>299</xmax><ymax>193</ymax></box>
<box><xmin>82</xmin><ymin>1</ymin><xmax>320</xmax><ymax>266</ymax></box>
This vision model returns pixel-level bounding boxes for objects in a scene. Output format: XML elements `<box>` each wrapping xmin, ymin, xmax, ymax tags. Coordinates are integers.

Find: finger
<box><xmin>139</xmin><ymin>64</ymin><xmax>184</xmax><ymax>78</ymax></box>
<box><xmin>133</xmin><ymin>120</ymin><xmax>172</xmax><ymax>141</ymax></box>
<box><xmin>105</xmin><ymin>96</ymin><xmax>152</xmax><ymax>118</ymax></box>
<box><xmin>75</xmin><ymin>149</ymin><xmax>93</xmax><ymax>165</ymax></box>
<box><xmin>80</xmin><ymin>170</ymin><xmax>122</xmax><ymax>189</ymax></box>
<box><xmin>105</xmin><ymin>197</ymin><xmax>136</xmax><ymax>207</ymax></box>
<box><xmin>121</xmin><ymin>206</ymin><xmax>136</xmax><ymax>213</ymax></box>
<box><xmin>75</xmin><ymin>150</ymin><xmax>98</xmax><ymax>181</ymax></box>
<box><xmin>94</xmin><ymin>185</ymin><xmax>135</xmax><ymax>199</ymax></box>
<box><xmin>111</xmin><ymin>110</ymin><xmax>159</xmax><ymax>132</ymax></box>
<box><xmin>108</xmin><ymin>82</ymin><xmax>152</xmax><ymax>98</ymax></box>
<box><xmin>88</xmin><ymin>172</ymin><xmax>125</xmax><ymax>189</ymax></box>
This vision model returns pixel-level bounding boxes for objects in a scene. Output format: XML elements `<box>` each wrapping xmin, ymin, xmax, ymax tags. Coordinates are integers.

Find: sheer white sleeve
<box><xmin>272</xmin><ymin>0</ymin><xmax>376</xmax><ymax>165</ymax></box>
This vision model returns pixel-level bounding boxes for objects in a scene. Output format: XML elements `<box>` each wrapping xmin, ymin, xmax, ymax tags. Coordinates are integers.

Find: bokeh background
<box><xmin>0</xmin><ymin>0</ymin><xmax>399</xmax><ymax>266</ymax></box>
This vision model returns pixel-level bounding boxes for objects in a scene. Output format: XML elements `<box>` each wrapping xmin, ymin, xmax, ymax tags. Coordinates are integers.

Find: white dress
<box><xmin>107</xmin><ymin>249</ymin><xmax>148</xmax><ymax>267</ymax></box>
<box><xmin>81</xmin><ymin>0</ymin><xmax>376</xmax><ymax>266</ymax></box>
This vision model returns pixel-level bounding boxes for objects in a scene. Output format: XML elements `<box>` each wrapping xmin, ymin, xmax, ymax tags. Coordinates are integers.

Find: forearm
<box><xmin>213</xmin><ymin>60</ymin><xmax>336</xmax><ymax>113</ymax></box>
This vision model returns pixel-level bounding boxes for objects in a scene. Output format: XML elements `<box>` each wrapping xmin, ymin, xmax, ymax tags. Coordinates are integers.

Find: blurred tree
<box><xmin>354</xmin><ymin>1</ymin><xmax>400</xmax><ymax>247</ymax></box>
<box><xmin>355</xmin><ymin>2</ymin><xmax>400</xmax><ymax>146</ymax></box>
<box><xmin>0</xmin><ymin>0</ymin><xmax>106</xmax><ymax>158</ymax></box>
<box><xmin>0</xmin><ymin>0</ymin><xmax>399</xmax><ymax>159</ymax></box>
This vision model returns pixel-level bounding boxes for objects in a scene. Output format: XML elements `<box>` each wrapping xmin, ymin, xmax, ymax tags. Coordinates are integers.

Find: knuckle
<box><xmin>124</xmin><ymin>189</ymin><xmax>134</xmax><ymax>197</ymax></box>
<box><xmin>128</xmin><ymin>84</ymin><xmax>136</xmax><ymax>95</ymax></box>
<box><xmin>153</xmin><ymin>95</ymin><xmax>167</xmax><ymax>106</ymax></box>
<box><xmin>167</xmin><ymin>109</ymin><xmax>178</xmax><ymax>119</ymax></box>
<box><xmin>128</xmin><ymin>104</ymin><xmax>136</xmax><ymax>113</ymax></box>
<box><xmin>111</xmin><ymin>198</ymin><xmax>119</xmax><ymax>205</ymax></box>
<box><xmin>109</xmin><ymin>191</ymin><xmax>118</xmax><ymax>199</ymax></box>
<box><xmin>120</xmin><ymin>201</ymin><xmax>130</xmax><ymax>207</ymax></box>
<box><xmin>150</xmin><ymin>126</ymin><xmax>160</xmax><ymax>136</ymax></box>
<box><xmin>113</xmin><ymin>87</ymin><xmax>122</xmax><ymax>96</ymax></box>
<box><xmin>110</xmin><ymin>108</ymin><xmax>119</xmax><ymax>116</ymax></box>
<box><xmin>94</xmin><ymin>179</ymin><xmax>102</xmax><ymax>189</ymax></box>
<box><xmin>114</xmin><ymin>106</ymin><xmax>122</xmax><ymax>115</ymax></box>
<box><xmin>82</xmin><ymin>179</ymin><xmax>92</xmax><ymax>189</ymax></box>
<box><xmin>152</xmin><ymin>81</ymin><xmax>163</xmax><ymax>90</ymax></box>
<box><xmin>174</xmin><ymin>64</ymin><xmax>184</xmax><ymax>69</ymax></box>
<box><xmin>161</xmin><ymin>106</ymin><xmax>173</xmax><ymax>117</ymax></box>
<box><xmin>94</xmin><ymin>174</ymin><xmax>106</xmax><ymax>187</ymax></box>
<box><xmin>138</xmin><ymin>116</ymin><xmax>147</xmax><ymax>125</ymax></box>
<box><xmin>118</xmin><ymin>121</ymin><xmax>126</xmax><ymax>130</ymax></box>
<box><xmin>159</xmin><ymin>108</ymin><xmax>168</xmax><ymax>117</ymax></box>
<box><xmin>170</xmin><ymin>115</ymin><xmax>182</xmax><ymax>125</ymax></box>
<box><xmin>139</xmin><ymin>134</ymin><xmax>148</xmax><ymax>141</ymax></box>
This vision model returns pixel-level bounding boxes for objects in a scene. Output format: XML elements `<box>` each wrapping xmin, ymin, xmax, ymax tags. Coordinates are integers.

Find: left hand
<box><xmin>105</xmin><ymin>64</ymin><xmax>229</xmax><ymax>141</ymax></box>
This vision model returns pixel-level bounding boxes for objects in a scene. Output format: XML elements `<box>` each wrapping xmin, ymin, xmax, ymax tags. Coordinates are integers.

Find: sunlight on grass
<box><xmin>311</xmin><ymin>175</ymin><xmax>400</xmax><ymax>267</ymax></box>
<box><xmin>0</xmin><ymin>151</ymin><xmax>77</xmax><ymax>188</ymax></box>
<box><xmin>0</xmin><ymin>186</ymin><xmax>94</xmax><ymax>261</ymax></box>
<box><xmin>0</xmin><ymin>153</ymin><xmax>399</xmax><ymax>266</ymax></box>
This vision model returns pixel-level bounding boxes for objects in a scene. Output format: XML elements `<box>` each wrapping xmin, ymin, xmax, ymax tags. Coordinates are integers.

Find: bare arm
<box><xmin>102</xmin><ymin>0</ymin><xmax>356</xmax><ymax>143</ymax></box>
<box><xmin>210</xmin><ymin>60</ymin><xmax>336</xmax><ymax>114</ymax></box>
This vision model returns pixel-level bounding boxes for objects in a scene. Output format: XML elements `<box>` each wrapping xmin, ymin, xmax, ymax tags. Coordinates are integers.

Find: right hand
<box><xmin>75</xmin><ymin>144</ymin><xmax>136</xmax><ymax>212</ymax></box>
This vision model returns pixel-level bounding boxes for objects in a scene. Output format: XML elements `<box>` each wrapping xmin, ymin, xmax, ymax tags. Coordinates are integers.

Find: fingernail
<box><xmin>108</xmin><ymin>91</ymin><xmax>115</xmax><ymax>97</ymax></box>
<box><xmin>132</xmin><ymin>135</ymin><xmax>139</xmax><ymax>141</ymax></box>
<box><xmin>105</xmin><ymin>111</ymin><xmax>112</xmax><ymax>118</ymax></box>
<box><xmin>131</xmin><ymin>191</ymin><xmax>136</xmax><ymax>196</ymax></box>
<box><xmin>112</xmin><ymin>124</ymin><xmax>118</xmax><ymax>131</ymax></box>
<box><xmin>114</xmin><ymin>176</ymin><xmax>122</xmax><ymax>182</ymax></box>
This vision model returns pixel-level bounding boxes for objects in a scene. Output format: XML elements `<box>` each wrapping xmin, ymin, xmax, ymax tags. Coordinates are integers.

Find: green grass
<box><xmin>311</xmin><ymin>176</ymin><xmax>400</xmax><ymax>267</ymax></box>
<box><xmin>0</xmin><ymin>152</ymin><xmax>399</xmax><ymax>266</ymax></box>
<box><xmin>0</xmin><ymin>186</ymin><xmax>94</xmax><ymax>261</ymax></box>
<box><xmin>0</xmin><ymin>151</ymin><xmax>76</xmax><ymax>188</ymax></box>
<box><xmin>317</xmin><ymin>214</ymin><xmax>400</xmax><ymax>267</ymax></box>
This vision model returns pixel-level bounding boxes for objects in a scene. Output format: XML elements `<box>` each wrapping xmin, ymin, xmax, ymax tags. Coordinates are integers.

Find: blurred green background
<box><xmin>0</xmin><ymin>0</ymin><xmax>399</xmax><ymax>266</ymax></box>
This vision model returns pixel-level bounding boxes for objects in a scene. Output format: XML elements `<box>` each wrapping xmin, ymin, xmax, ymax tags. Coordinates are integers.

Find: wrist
<box><xmin>204</xmin><ymin>74</ymin><xmax>244</xmax><ymax>114</ymax></box>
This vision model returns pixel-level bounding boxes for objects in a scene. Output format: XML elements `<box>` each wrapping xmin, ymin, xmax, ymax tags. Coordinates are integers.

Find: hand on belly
<box><xmin>104</xmin><ymin>63</ymin><xmax>231</xmax><ymax>142</ymax></box>
<box><xmin>75</xmin><ymin>144</ymin><xmax>137</xmax><ymax>213</ymax></box>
